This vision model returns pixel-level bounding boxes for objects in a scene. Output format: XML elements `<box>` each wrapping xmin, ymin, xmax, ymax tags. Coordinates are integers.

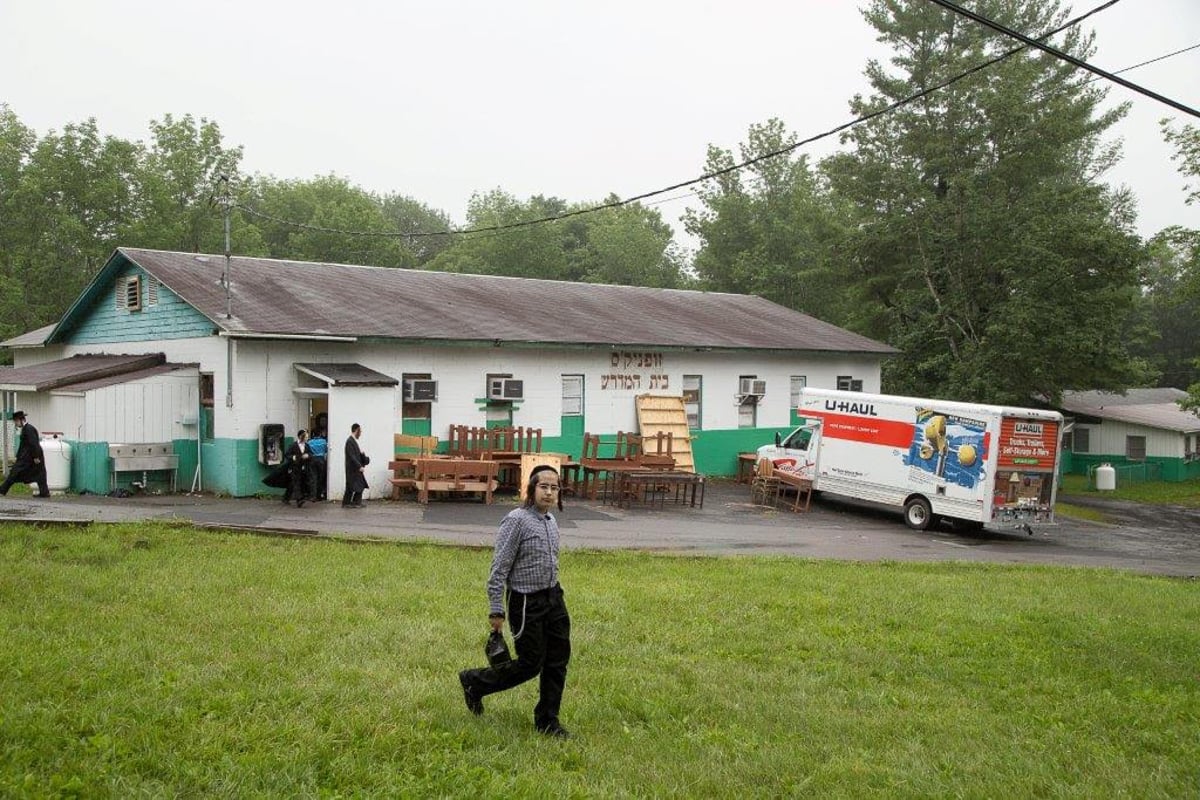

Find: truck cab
<box><xmin>755</xmin><ymin>421</ymin><xmax>821</xmax><ymax>480</ymax></box>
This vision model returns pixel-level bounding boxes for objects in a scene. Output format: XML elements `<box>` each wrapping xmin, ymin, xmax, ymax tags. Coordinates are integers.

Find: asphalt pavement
<box><xmin>2</xmin><ymin>480</ymin><xmax>1198</xmax><ymax>577</ymax></box>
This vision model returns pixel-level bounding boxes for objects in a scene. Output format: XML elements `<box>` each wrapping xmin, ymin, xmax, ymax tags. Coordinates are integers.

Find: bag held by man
<box><xmin>485</xmin><ymin>630</ymin><xmax>511</xmax><ymax>666</ymax></box>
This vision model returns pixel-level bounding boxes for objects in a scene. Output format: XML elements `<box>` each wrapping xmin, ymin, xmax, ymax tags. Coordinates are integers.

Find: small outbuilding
<box><xmin>1058</xmin><ymin>388</ymin><xmax>1200</xmax><ymax>482</ymax></box>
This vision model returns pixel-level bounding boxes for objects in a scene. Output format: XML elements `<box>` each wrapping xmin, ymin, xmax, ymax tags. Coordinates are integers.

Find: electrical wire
<box><xmin>927</xmin><ymin>0</ymin><xmax>1200</xmax><ymax>118</ymax></box>
<box><xmin>233</xmin><ymin>0</ymin><xmax>1170</xmax><ymax>242</ymax></box>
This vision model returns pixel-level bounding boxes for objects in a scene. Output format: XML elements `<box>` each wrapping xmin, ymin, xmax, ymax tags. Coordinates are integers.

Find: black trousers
<box><xmin>0</xmin><ymin>466</ymin><xmax>49</xmax><ymax>497</ymax></box>
<box><xmin>467</xmin><ymin>585</ymin><xmax>571</xmax><ymax>729</ymax></box>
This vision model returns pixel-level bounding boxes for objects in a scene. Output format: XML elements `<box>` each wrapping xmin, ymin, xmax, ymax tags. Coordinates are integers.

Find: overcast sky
<box><xmin>3</xmin><ymin>0</ymin><xmax>1197</xmax><ymax>253</ymax></box>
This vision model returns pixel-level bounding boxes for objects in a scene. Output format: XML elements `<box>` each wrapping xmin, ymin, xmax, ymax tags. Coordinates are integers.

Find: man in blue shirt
<box><xmin>459</xmin><ymin>465</ymin><xmax>572</xmax><ymax>738</ymax></box>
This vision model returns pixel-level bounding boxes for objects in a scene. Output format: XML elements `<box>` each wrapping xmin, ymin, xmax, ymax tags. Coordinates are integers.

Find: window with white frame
<box><xmin>683</xmin><ymin>375</ymin><xmax>702</xmax><ymax>429</ymax></box>
<box><xmin>1126</xmin><ymin>435</ymin><xmax>1146</xmax><ymax>461</ymax></box>
<box><xmin>790</xmin><ymin>375</ymin><xmax>807</xmax><ymax>409</ymax></box>
<box><xmin>561</xmin><ymin>375</ymin><xmax>583</xmax><ymax>416</ymax></box>
<box><xmin>738</xmin><ymin>375</ymin><xmax>757</xmax><ymax>428</ymax></box>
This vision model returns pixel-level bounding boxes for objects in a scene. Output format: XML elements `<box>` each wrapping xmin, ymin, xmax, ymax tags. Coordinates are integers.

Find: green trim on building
<box><xmin>1067</xmin><ymin>453</ymin><xmax>1200</xmax><ymax>482</ymax></box>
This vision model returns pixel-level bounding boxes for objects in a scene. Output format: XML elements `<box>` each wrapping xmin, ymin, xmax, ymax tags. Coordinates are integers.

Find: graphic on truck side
<box><xmin>903</xmin><ymin>408</ymin><xmax>989</xmax><ymax>490</ymax></box>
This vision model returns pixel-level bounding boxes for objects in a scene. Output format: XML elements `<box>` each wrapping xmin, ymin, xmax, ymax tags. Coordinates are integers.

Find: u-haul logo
<box><xmin>1013</xmin><ymin>421</ymin><xmax>1043</xmax><ymax>435</ymax></box>
<box><xmin>824</xmin><ymin>400</ymin><xmax>878</xmax><ymax>416</ymax></box>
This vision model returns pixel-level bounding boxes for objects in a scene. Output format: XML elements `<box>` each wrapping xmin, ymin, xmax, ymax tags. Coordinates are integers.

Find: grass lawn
<box><xmin>2</xmin><ymin>523</ymin><xmax>1198</xmax><ymax>798</ymax></box>
<box><xmin>1059</xmin><ymin>473</ymin><xmax>1200</xmax><ymax>507</ymax></box>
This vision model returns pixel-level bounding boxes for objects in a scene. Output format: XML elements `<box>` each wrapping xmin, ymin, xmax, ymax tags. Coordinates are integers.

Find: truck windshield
<box><xmin>783</xmin><ymin>427</ymin><xmax>812</xmax><ymax>451</ymax></box>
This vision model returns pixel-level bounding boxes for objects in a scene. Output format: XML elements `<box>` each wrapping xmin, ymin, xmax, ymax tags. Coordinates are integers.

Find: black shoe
<box><xmin>536</xmin><ymin>721</ymin><xmax>571</xmax><ymax>739</ymax></box>
<box><xmin>297</xmin><ymin>499</ymin><xmax>305</xmax><ymax>508</ymax></box>
<box><xmin>33</xmin><ymin>493</ymin><xmax>51</xmax><ymax>499</ymax></box>
<box><xmin>459</xmin><ymin>671</ymin><xmax>483</xmax><ymax>716</ymax></box>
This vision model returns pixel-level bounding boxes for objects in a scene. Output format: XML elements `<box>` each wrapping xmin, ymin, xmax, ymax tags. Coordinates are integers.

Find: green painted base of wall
<box><xmin>1068</xmin><ymin>453</ymin><xmax>1200</xmax><ymax>482</ymax></box>
<box><xmin>63</xmin><ymin>438</ymin><xmax>280</xmax><ymax>497</ymax></box>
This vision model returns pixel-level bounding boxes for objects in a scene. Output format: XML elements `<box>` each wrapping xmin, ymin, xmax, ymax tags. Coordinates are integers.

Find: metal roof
<box><xmin>0</xmin><ymin>353</ymin><xmax>166</xmax><ymax>392</ymax></box>
<box><xmin>295</xmin><ymin>363</ymin><xmax>399</xmax><ymax>386</ymax></box>
<box><xmin>77</xmin><ymin>247</ymin><xmax>898</xmax><ymax>354</ymax></box>
<box><xmin>1060</xmin><ymin>389</ymin><xmax>1200</xmax><ymax>433</ymax></box>
<box><xmin>50</xmin><ymin>363</ymin><xmax>197</xmax><ymax>394</ymax></box>
<box><xmin>0</xmin><ymin>323</ymin><xmax>55</xmax><ymax>349</ymax></box>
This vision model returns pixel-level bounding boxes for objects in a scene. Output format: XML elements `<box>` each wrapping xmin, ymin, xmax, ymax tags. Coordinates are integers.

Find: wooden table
<box><xmin>775</xmin><ymin>471</ymin><xmax>813</xmax><ymax>512</ymax></box>
<box><xmin>735</xmin><ymin>453</ymin><xmax>757</xmax><ymax>484</ymax></box>
<box><xmin>614</xmin><ymin>470</ymin><xmax>705</xmax><ymax>509</ymax></box>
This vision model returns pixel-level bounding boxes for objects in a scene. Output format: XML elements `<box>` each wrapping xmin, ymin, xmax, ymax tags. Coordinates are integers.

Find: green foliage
<box><xmin>684</xmin><ymin>119</ymin><xmax>853</xmax><ymax>322</ymax></box>
<box><xmin>820</xmin><ymin>0</ymin><xmax>1152</xmax><ymax>405</ymax></box>
<box><xmin>242</xmin><ymin>174</ymin><xmax>415</xmax><ymax>267</ymax></box>
<box><xmin>1</xmin><ymin>525</ymin><xmax>1198</xmax><ymax>796</ymax></box>
<box><xmin>1162</xmin><ymin>120</ymin><xmax>1200</xmax><ymax>206</ymax></box>
<box><xmin>429</xmin><ymin>189</ymin><xmax>689</xmax><ymax>287</ymax></box>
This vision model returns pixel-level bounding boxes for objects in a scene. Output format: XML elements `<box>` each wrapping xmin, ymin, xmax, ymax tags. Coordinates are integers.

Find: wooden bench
<box><xmin>404</xmin><ymin>458</ymin><xmax>500</xmax><ymax>504</ymax></box>
<box><xmin>616</xmin><ymin>470</ymin><xmax>704</xmax><ymax>509</ymax></box>
<box><xmin>109</xmin><ymin>443</ymin><xmax>179</xmax><ymax>493</ymax></box>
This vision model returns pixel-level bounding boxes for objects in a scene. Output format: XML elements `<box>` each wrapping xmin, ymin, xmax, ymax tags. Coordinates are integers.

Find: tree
<box><xmin>684</xmin><ymin>119</ymin><xmax>852</xmax><ymax>321</ymax></box>
<box><xmin>821</xmin><ymin>0</ymin><xmax>1152</xmax><ymax>405</ymax></box>
<box><xmin>124</xmin><ymin>114</ymin><xmax>245</xmax><ymax>253</ymax></box>
<box><xmin>429</xmin><ymin>190</ymin><xmax>688</xmax><ymax>287</ymax></box>
<box><xmin>242</xmin><ymin>175</ymin><xmax>413</xmax><ymax>267</ymax></box>
<box><xmin>1159</xmin><ymin>121</ymin><xmax>1200</xmax><ymax>414</ymax></box>
<box><xmin>378</xmin><ymin>193</ymin><xmax>456</xmax><ymax>266</ymax></box>
<box><xmin>0</xmin><ymin>110</ymin><xmax>142</xmax><ymax>342</ymax></box>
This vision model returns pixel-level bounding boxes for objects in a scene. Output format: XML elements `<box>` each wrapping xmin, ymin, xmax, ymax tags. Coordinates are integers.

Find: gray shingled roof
<box><xmin>295</xmin><ymin>363</ymin><xmax>399</xmax><ymax>386</ymax></box>
<box><xmin>112</xmin><ymin>248</ymin><xmax>896</xmax><ymax>354</ymax></box>
<box><xmin>1060</xmin><ymin>389</ymin><xmax>1200</xmax><ymax>433</ymax></box>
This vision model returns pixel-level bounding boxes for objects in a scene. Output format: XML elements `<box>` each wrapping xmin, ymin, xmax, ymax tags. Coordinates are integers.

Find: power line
<box><xmin>234</xmin><ymin>0</ymin><xmax>1152</xmax><ymax>242</ymax></box>
<box><xmin>927</xmin><ymin>0</ymin><xmax>1200</xmax><ymax>119</ymax></box>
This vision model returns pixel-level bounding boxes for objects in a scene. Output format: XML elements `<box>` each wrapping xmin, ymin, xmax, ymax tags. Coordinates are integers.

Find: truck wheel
<box><xmin>903</xmin><ymin>497</ymin><xmax>934</xmax><ymax>530</ymax></box>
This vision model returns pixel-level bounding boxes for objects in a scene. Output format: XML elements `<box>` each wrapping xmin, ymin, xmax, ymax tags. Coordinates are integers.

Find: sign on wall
<box><xmin>602</xmin><ymin>351</ymin><xmax>669</xmax><ymax>391</ymax></box>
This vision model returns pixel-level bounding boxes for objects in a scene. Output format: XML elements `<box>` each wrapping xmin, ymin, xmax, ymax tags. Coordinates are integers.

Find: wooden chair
<box><xmin>750</xmin><ymin>458</ymin><xmax>782</xmax><ymax>507</ymax></box>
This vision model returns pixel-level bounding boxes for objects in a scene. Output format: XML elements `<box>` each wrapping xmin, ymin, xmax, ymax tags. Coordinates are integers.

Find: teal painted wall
<box><xmin>401</xmin><ymin>418</ymin><xmax>433</xmax><ymax>436</ymax></box>
<box><xmin>67</xmin><ymin>440</ymin><xmax>200</xmax><ymax>494</ymax></box>
<box><xmin>64</xmin><ymin>265</ymin><xmax>214</xmax><ymax>344</ymax></box>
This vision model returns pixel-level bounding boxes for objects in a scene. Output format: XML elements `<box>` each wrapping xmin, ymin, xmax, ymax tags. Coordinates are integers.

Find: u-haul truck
<box><xmin>756</xmin><ymin>388</ymin><xmax>1064</xmax><ymax>531</ymax></box>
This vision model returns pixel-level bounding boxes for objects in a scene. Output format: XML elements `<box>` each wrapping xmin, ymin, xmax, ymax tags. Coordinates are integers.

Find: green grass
<box><xmin>2</xmin><ymin>523</ymin><xmax>1198</xmax><ymax>798</ymax></box>
<box><xmin>1059</xmin><ymin>473</ymin><xmax>1200</xmax><ymax>507</ymax></box>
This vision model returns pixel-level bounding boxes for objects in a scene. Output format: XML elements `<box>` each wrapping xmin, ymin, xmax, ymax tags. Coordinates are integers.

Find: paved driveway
<box><xmin>3</xmin><ymin>481</ymin><xmax>1198</xmax><ymax>577</ymax></box>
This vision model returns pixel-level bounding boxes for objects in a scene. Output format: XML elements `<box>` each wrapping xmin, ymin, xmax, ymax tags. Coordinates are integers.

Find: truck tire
<box><xmin>903</xmin><ymin>497</ymin><xmax>934</xmax><ymax>530</ymax></box>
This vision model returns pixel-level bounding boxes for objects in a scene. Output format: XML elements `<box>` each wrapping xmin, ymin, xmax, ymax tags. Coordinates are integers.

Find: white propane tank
<box><xmin>1095</xmin><ymin>463</ymin><xmax>1117</xmax><ymax>491</ymax></box>
<box><xmin>40</xmin><ymin>434</ymin><xmax>72</xmax><ymax>493</ymax></box>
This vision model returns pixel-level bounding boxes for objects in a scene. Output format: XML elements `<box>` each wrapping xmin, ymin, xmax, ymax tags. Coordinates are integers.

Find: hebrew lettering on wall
<box><xmin>603</xmin><ymin>353</ymin><xmax>667</xmax><ymax>391</ymax></box>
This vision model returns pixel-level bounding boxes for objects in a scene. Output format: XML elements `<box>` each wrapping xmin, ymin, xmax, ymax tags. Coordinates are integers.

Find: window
<box><xmin>1073</xmin><ymin>427</ymin><xmax>1090</xmax><ymax>454</ymax></box>
<box><xmin>199</xmin><ymin>373</ymin><xmax>215</xmax><ymax>441</ymax></box>
<box><xmin>683</xmin><ymin>375</ymin><xmax>702</xmax><ymax>429</ymax></box>
<box><xmin>1126</xmin><ymin>435</ymin><xmax>1146</xmax><ymax>461</ymax></box>
<box><xmin>789</xmin><ymin>376</ymin><xmax>807</xmax><ymax>409</ymax></box>
<box><xmin>738</xmin><ymin>375</ymin><xmax>758</xmax><ymax>428</ymax></box>
<box><xmin>561</xmin><ymin>375</ymin><xmax>583</xmax><ymax>416</ymax></box>
<box><xmin>402</xmin><ymin>373</ymin><xmax>432</xmax><ymax>421</ymax></box>
<box><xmin>836</xmin><ymin>375</ymin><xmax>863</xmax><ymax>392</ymax></box>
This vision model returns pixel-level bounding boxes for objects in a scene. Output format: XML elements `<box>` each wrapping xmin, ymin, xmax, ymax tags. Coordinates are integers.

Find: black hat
<box><xmin>12</xmin><ymin>410</ymin><xmax>25</xmax><ymax>420</ymax></box>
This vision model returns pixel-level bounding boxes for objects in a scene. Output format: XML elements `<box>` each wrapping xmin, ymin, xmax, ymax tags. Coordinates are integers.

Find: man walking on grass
<box><xmin>458</xmin><ymin>464</ymin><xmax>572</xmax><ymax>738</ymax></box>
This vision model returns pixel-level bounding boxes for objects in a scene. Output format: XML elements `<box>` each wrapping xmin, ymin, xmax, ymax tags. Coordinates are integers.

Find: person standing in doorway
<box><xmin>282</xmin><ymin>429</ymin><xmax>313</xmax><ymax>507</ymax></box>
<box><xmin>458</xmin><ymin>465</ymin><xmax>572</xmax><ymax>738</ymax></box>
<box><xmin>0</xmin><ymin>411</ymin><xmax>50</xmax><ymax>498</ymax></box>
<box><xmin>342</xmin><ymin>423</ymin><xmax>368</xmax><ymax>508</ymax></box>
<box><xmin>308</xmin><ymin>427</ymin><xmax>328</xmax><ymax>500</ymax></box>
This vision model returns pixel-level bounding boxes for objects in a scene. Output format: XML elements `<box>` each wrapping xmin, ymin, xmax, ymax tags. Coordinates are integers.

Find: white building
<box><xmin>1</xmin><ymin>247</ymin><xmax>896</xmax><ymax>497</ymax></box>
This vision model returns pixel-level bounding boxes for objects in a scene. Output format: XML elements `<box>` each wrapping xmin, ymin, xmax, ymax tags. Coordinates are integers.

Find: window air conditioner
<box><xmin>488</xmin><ymin>378</ymin><xmax>524</xmax><ymax>400</ymax></box>
<box><xmin>403</xmin><ymin>379</ymin><xmax>438</xmax><ymax>402</ymax></box>
<box><xmin>739</xmin><ymin>378</ymin><xmax>766</xmax><ymax>396</ymax></box>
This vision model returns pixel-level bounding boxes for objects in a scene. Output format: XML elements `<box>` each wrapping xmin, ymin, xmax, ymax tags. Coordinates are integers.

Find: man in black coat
<box><xmin>0</xmin><ymin>411</ymin><xmax>50</xmax><ymax>497</ymax></box>
<box><xmin>282</xmin><ymin>429</ymin><xmax>313</xmax><ymax>507</ymax></box>
<box><xmin>342</xmin><ymin>423</ymin><xmax>368</xmax><ymax>508</ymax></box>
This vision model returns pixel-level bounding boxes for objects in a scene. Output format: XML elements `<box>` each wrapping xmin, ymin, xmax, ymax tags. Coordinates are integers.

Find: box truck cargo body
<box><xmin>756</xmin><ymin>388</ymin><xmax>1063</xmax><ymax>531</ymax></box>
